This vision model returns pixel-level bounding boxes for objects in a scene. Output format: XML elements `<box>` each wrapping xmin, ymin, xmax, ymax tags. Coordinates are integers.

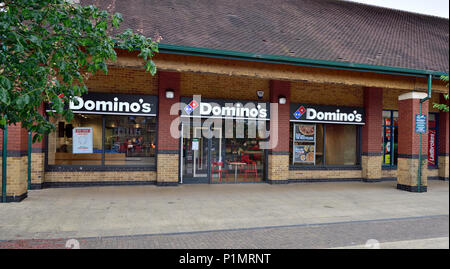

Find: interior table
<box><xmin>228</xmin><ymin>161</ymin><xmax>246</xmax><ymax>183</ymax></box>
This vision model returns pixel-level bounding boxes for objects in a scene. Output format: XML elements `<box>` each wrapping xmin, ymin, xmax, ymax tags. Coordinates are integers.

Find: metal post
<box><xmin>28</xmin><ymin>131</ymin><xmax>31</xmax><ymax>190</ymax></box>
<box><xmin>418</xmin><ymin>104</ymin><xmax>422</xmax><ymax>193</ymax></box>
<box><xmin>2</xmin><ymin>123</ymin><xmax>7</xmax><ymax>203</ymax></box>
<box><xmin>418</xmin><ymin>74</ymin><xmax>432</xmax><ymax>192</ymax></box>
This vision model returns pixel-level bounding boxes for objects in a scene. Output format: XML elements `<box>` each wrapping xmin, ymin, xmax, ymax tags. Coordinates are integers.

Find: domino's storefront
<box><xmin>289</xmin><ymin>104</ymin><xmax>364</xmax><ymax>167</ymax></box>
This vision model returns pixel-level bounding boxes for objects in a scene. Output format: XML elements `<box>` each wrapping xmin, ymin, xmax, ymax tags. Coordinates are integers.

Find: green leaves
<box><xmin>0</xmin><ymin>0</ymin><xmax>159</xmax><ymax>140</ymax></box>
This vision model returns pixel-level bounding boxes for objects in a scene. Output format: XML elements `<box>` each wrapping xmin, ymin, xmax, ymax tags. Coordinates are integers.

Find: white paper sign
<box><xmin>73</xmin><ymin>127</ymin><xmax>93</xmax><ymax>153</ymax></box>
<box><xmin>192</xmin><ymin>140</ymin><xmax>199</xmax><ymax>151</ymax></box>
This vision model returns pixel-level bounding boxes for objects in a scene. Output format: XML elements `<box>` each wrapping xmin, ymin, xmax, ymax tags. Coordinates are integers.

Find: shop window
<box><xmin>47</xmin><ymin>114</ymin><xmax>157</xmax><ymax>167</ymax></box>
<box><xmin>48</xmin><ymin>114</ymin><xmax>103</xmax><ymax>165</ymax></box>
<box><xmin>104</xmin><ymin>116</ymin><xmax>157</xmax><ymax>165</ymax></box>
<box><xmin>325</xmin><ymin>124</ymin><xmax>357</xmax><ymax>165</ymax></box>
<box><xmin>428</xmin><ymin>113</ymin><xmax>438</xmax><ymax>167</ymax></box>
<box><xmin>290</xmin><ymin>123</ymin><xmax>360</xmax><ymax>166</ymax></box>
<box><xmin>382</xmin><ymin>110</ymin><xmax>398</xmax><ymax>167</ymax></box>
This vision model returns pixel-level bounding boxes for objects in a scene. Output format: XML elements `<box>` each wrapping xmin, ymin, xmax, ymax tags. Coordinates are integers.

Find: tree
<box><xmin>433</xmin><ymin>75</ymin><xmax>449</xmax><ymax>112</ymax></box>
<box><xmin>0</xmin><ymin>0</ymin><xmax>160</xmax><ymax>142</ymax></box>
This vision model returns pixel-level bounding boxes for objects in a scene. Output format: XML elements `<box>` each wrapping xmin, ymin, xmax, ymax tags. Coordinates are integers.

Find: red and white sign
<box><xmin>73</xmin><ymin>127</ymin><xmax>93</xmax><ymax>154</ymax></box>
<box><xmin>428</xmin><ymin>129</ymin><xmax>436</xmax><ymax>165</ymax></box>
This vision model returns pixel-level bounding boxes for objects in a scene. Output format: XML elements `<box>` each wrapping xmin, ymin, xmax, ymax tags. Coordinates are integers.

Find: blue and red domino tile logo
<box><xmin>293</xmin><ymin>106</ymin><xmax>306</xmax><ymax>119</ymax></box>
<box><xmin>184</xmin><ymin>100</ymin><xmax>199</xmax><ymax>114</ymax></box>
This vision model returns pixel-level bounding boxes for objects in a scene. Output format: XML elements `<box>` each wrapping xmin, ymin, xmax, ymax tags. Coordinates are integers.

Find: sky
<box><xmin>346</xmin><ymin>0</ymin><xmax>449</xmax><ymax>18</ymax></box>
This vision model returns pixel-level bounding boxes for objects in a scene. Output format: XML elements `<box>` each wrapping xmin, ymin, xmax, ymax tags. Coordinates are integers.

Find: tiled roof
<box><xmin>82</xmin><ymin>0</ymin><xmax>449</xmax><ymax>73</ymax></box>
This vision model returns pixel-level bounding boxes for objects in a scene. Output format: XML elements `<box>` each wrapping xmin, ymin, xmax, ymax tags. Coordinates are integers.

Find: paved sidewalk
<box><xmin>333</xmin><ymin>237</ymin><xmax>449</xmax><ymax>249</ymax></box>
<box><xmin>0</xmin><ymin>214</ymin><xmax>447</xmax><ymax>249</ymax></box>
<box><xmin>0</xmin><ymin>180</ymin><xmax>448</xmax><ymax>242</ymax></box>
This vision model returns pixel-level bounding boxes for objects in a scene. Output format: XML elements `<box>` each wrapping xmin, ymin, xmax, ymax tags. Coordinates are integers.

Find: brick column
<box><xmin>438</xmin><ymin>94</ymin><xmax>449</xmax><ymax>181</ymax></box>
<box><xmin>156</xmin><ymin>71</ymin><xmax>180</xmax><ymax>186</ymax></box>
<box><xmin>267</xmin><ymin>80</ymin><xmax>290</xmax><ymax>184</ymax></box>
<box><xmin>30</xmin><ymin>103</ymin><xmax>46</xmax><ymax>189</ymax></box>
<box><xmin>397</xmin><ymin>92</ymin><xmax>429</xmax><ymax>192</ymax></box>
<box><xmin>0</xmin><ymin>123</ymin><xmax>29</xmax><ymax>202</ymax></box>
<box><xmin>361</xmin><ymin>87</ymin><xmax>383</xmax><ymax>182</ymax></box>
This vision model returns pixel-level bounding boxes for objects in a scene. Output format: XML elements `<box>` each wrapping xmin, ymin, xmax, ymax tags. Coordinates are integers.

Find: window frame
<box><xmin>382</xmin><ymin>110</ymin><xmax>397</xmax><ymax>168</ymax></box>
<box><xmin>289</xmin><ymin>122</ymin><xmax>362</xmax><ymax>169</ymax></box>
<box><xmin>45</xmin><ymin>114</ymin><xmax>158</xmax><ymax>172</ymax></box>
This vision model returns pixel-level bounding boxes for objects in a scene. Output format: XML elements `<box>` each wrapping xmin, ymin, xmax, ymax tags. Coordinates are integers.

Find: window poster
<box><xmin>293</xmin><ymin>123</ymin><xmax>316</xmax><ymax>164</ymax></box>
<box><xmin>73</xmin><ymin>127</ymin><xmax>93</xmax><ymax>154</ymax></box>
<box><xmin>294</xmin><ymin>124</ymin><xmax>315</xmax><ymax>142</ymax></box>
<box><xmin>293</xmin><ymin>144</ymin><xmax>315</xmax><ymax>163</ymax></box>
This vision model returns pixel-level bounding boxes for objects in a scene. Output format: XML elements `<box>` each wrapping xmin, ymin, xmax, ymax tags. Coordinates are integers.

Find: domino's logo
<box><xmin>184</xmin><ymin>100</ymin><xmax>199</xmax><ymax>114</ymax></box>
<box><xmin>293</xmin><ymin>106</ymin><xmax>306</xmax><ymax>119</ymax></box>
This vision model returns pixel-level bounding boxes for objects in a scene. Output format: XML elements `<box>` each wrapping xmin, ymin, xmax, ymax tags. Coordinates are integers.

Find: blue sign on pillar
<box><xmin>415</xmin><ymin>114</ymin><xmax>427</xmax><ymax>133</ymax></box>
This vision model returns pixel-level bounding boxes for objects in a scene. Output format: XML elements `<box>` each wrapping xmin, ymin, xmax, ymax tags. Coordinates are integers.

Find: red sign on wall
<box><xmin>428</xmin><ymin>129</ymin><xmax>436</xmax><ymax>165</ymax></box>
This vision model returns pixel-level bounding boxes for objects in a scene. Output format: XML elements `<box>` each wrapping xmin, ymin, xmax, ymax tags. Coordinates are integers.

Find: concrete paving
<box><xmin>333</xmin><ymin>237</ymin><xmax>449</xmax><ymax>249</ymax></box>
<box><xmin>0</xmin><ymin>180</ymin><xmax>448</xmax><ymax>242</ymax></box>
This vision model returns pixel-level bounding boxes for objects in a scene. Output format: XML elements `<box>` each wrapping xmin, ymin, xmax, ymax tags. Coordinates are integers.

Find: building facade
<box><xmin>1</xmin><ymin>0</ymin><xmax>448</xmax><ymax>202</ymax></box>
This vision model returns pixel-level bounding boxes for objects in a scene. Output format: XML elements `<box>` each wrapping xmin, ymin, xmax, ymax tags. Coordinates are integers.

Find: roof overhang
<box><xmin>158</xmin><ymin>43</ymin><xmax>448</xmax><ymax>79</ymax></box>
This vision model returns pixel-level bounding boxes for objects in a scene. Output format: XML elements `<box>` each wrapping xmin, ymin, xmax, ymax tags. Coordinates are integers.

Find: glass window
<box><xmin>104</xmin><ymin>116</ymin><xmax>157</xmax><ymax>166</ymax></box>
<box><xmin>325</xmin><ymin>124</ymin><xmax>357</xmax><ymax>165</ymax></box>
<box><xmin>290</xmin><ymin>123</ymin><xmax>359</xmax><ymax>166</ymax></box>
<box><xmin>47</xmin><ymin>114</ymin><xmax>157</xmax><ymax>167</ymax></box>
<box><xmin>48</xmin><ymin>114</ymin><xmax>103</xmax><ymax>165</ymax></box>
<box><xmin>382</xmin><ymin>110</ymin><xmax>398</xmax><ymax>166</ymax></box>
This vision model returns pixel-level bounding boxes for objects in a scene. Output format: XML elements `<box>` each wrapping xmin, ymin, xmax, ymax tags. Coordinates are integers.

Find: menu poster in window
<box><xmin>293</xmin><ymin>145</ymin><xmax>315</xmax><ymax>163</ymax></box>
<box><xmin>73</xmin><ymin>127</ymin><xmax>93</xmax><ymax>154</ymax></box>
<box><xmin>294</xmin><ymin>124</ymin><xmax>315</xmax><ymax>142</ymax></box>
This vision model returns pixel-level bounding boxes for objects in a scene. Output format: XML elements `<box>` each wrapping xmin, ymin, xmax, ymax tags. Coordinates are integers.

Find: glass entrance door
<box><xmin>180</xmin><ymin>124</ymin><xmax>222</xmax><ymax>184</ymax></box>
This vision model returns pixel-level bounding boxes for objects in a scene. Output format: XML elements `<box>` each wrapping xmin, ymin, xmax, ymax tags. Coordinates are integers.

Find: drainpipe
<box><xmin>418</xmin><ymin>74</ymin><xmax>432</xmax><ymax>192</ymax></box>
<box><xmin>28</xmin><ymin>131</ymin><xmax>31</xmax><ymax>190</ymax></box>
<box><xmin>2</xmin><ymin>120</ymin><xmax>6</xmax><ymax>203</ymax></box>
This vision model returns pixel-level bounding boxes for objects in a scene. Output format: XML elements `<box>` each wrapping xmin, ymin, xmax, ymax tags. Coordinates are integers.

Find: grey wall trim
<box><xmin>289</xmin><ymin>165</ymin><xmax>361</xmax><ymax>170</ymax></box>
<box><xmin>267</xmin><ymin>179</ymin><xmax>289</xmax><ymax>184</ymax></box>
<box><xmin>157</xmin><ymin>150</ymin><xmax>179</xmax><ymax>154</ymax></box>
<box><xmin>4</xmin><ymin>150</ymin><xmax>28</xmax><ymax>157</ymax></box>
<box><xmin>289</xmin><ymin>178</ymin><xmax>362</xmax><ymax>183</ymax></box>
<box><xmin>46</xmin><ymin>166</ymin><xmax>156</xmax><ymax>172</ymax></box>
<box><xmin>361</xmin><ymin>152</ymin><xmax>383</xmax><ymax>156</ymax></box>
<box><xmin>398</xmin><ymin>154</ymin><xmax>428</xmax><ymax>159</ymax></box>
<box><xmin>438</xmin><ymin>153</ymin><xmax>449</xmax><ymax>156</ymax></box>
<box><xmin>4</xmin><ymin>149</ymin><xmax>44</xmax><ymax>157</ymax></box>
<box><xmin>268</xmin><ymin>151</ymin><xmax>290</xmax><ymax>155</ymax></box>
<box><xmin>382</xmin><ymin>166</ymin><xmax>397</xmax><ymax>170</ymax></box>
<box><xmin>380</xmin><ymin>177</ymin><xmax>397</xmax><ymax>181</ymax></box>
<box><xmin>33</xmin><ymin>181</ymin><xmax>157</xmax><ymax>189</ymax></box>
<box><xmin>156</xmin><ymin>182</ymin><xmax>179</xmax><ymax>186</ymax></box>
<box><xmin>0</xmin><ymin>193</ymin><xmax>27</xmax><ymax>203</ymax></box>
<box><xmin>397</xmin><ymin>184</ymin><xmax>427</xmax><ymax>193</ymax></box>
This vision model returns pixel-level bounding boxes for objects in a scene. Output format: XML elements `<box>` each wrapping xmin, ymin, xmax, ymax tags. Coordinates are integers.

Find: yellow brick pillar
<box><xmin>361</xmin><ymin>87</ymin><xmax>383</xmax><ymax>182</ymax></box>
<box><xmin>156</xmin><ymin>71</ymin><xmax>180</xmax><ymax>186</ymax></box>
<box><xmin>397</xmin><ymin>92</ymin><xmax>429</xmax><ymax>192</ymax></box>
<box><xmin>267</xmin><ymin>80</ymin><xmax>290</xmax><ymax>184</ymax></box>
<box><xmin>438</xmin><ymin>94</ymin><xmax>449</xmax><ymax>181</ymax></box>
<box><xmin>0</xmin><ymin>123</ymin><xmax>29</xmax><ymax>202</ymax></box>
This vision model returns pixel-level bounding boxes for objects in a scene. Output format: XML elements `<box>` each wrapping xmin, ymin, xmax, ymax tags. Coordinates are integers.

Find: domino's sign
<box><xmin>47</xmin><ymin>93</ymin><xmax>158</xmax><ymax>116</ymax></box>
<box><xmin>181</xmin><ymin>97</ymin><xmax>269</xmax><ymax>120</ymax></box>
<box><xmin>290</xmin><ymin>104</ymin><xmax>365</xmax><ymax>125</ymax></box>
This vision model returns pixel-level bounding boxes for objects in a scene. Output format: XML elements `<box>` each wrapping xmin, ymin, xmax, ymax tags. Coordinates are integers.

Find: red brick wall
<box><xmin>0</xmin><ymin>123</ymin><xmax>28</xmax><ymax>152</ymax></box>
<box><xmin>438</xmin><ymin>94</ymin><xmax>449</xmax><ymax>155</ymax></box>
<box><xmin>362</xmin><ymin>87</ymin><xmax>383</xmax><ymax>154</ymax></box>
<box><xmin>398</xmin><ymin>98</ymin><xmax>429</xmax><ymax>156</ymax></box>
<box><xmin>269</xmin><ymin>80</ymin><xmax>290</xmax><ymax>152</ymax></box>
<box><xmin>157</xmin><ymin>71</ymin><xmax>181</xmax><ymax>151</ymax></box>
